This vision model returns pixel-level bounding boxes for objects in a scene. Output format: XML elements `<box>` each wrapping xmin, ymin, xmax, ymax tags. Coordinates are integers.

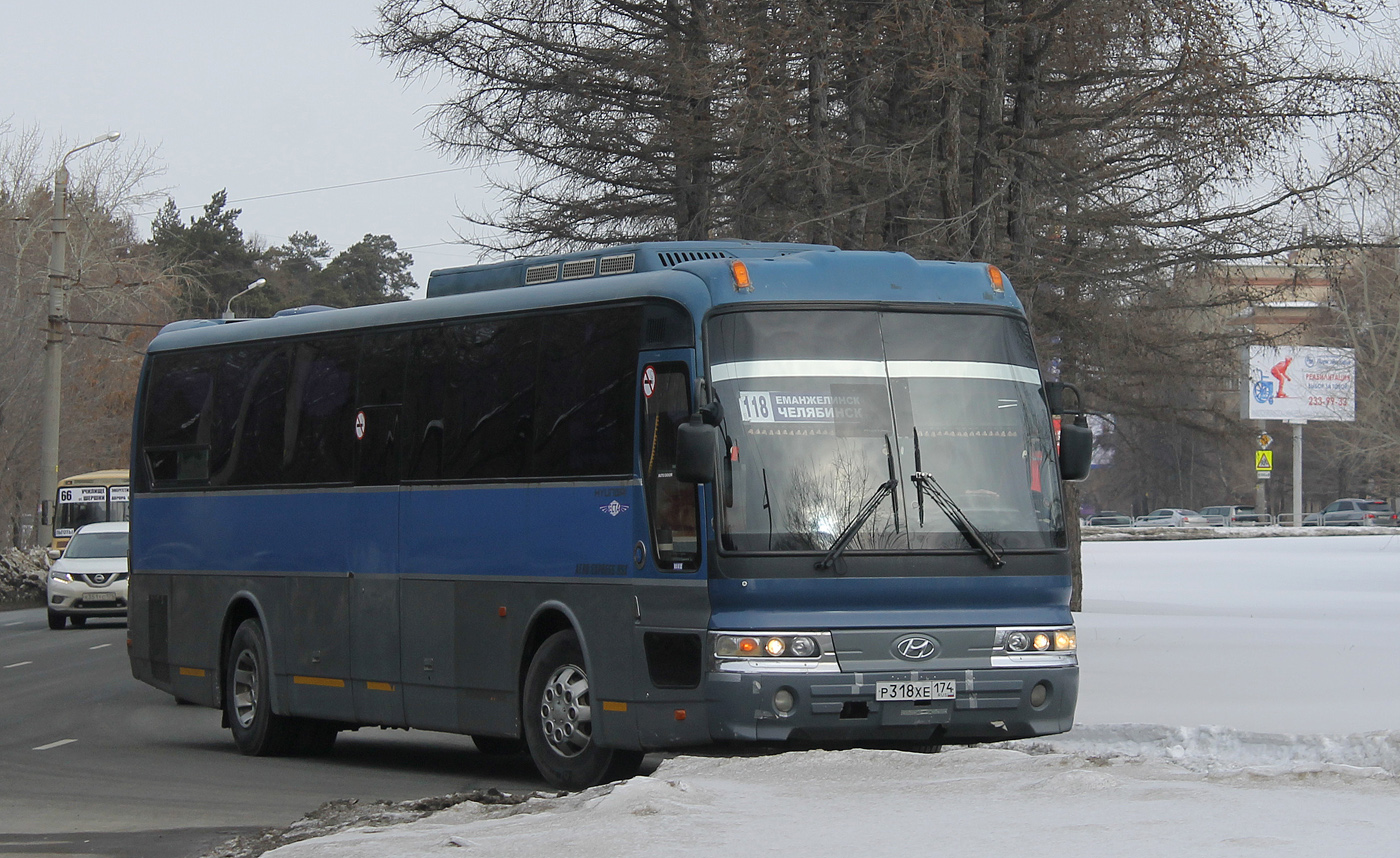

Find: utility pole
<box><xmin>36</xmin><ymin>132</ymin><xmax>120</xmax><ymax>547</ymax></box>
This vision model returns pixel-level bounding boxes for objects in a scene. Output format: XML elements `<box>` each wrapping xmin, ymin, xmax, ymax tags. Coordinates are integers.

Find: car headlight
<box><xmin>49</xmin><ymin>570</ymin><xmax>72</xmax><ymax>582</ymax></box>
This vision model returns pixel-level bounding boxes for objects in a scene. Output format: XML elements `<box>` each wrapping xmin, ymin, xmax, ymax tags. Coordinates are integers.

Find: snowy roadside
<box><xmin>212</xmin><ymin>728</ymin><xmax>1400</xmax><ymax>858</ymax></box>
<box><xmin>0</xmin><ymin>548</ymin><xmax>47</xmax><ymax>609</ymax></box>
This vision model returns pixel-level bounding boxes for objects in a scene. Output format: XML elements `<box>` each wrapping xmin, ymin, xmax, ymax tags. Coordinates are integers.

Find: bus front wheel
<box><xmin>523</xmin><ymin>630</ymin><xmax>643</xmax><ymax>790</ymax></box>
<box><xmin>225</xmin><ymin>619</ymin><xmax>299</xmax><ymax>756</ymax></box>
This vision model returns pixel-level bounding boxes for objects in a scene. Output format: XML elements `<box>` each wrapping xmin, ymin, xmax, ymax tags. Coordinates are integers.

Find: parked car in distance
<box><xmin>1199</xmin><ymin>505</ymin><xmax>1271</xmax><ymax>526</ymax></box>
<box><xmin>1134</xmin><ymin>508</ymin><xmax>1210</xmax><ymax>527</ymax></box>
<box><xmin>46</xmin><ymin>521</ymin><xmax>129</xmax><ymax>630</ymax></box>
<box><xmin>1087</xmin><ymin>511</ymin><xmax>1134</xmax><ymax>526</ymax></box>
<box><xmin>1302</xmin><ymin>498</ymin><xmax>1399</xmax><ymax>527</ymax></box>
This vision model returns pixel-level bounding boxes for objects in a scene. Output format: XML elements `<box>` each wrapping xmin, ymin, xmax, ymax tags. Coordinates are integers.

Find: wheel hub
<box><xmin>232</xmin><ymin>648</ymin><xmax>259</xmax><ymax>728</ymax></box>
<box><xmin>539</xmin><ymin>663</ymin><xmax>591</xmax><ymax>758</ymax></box>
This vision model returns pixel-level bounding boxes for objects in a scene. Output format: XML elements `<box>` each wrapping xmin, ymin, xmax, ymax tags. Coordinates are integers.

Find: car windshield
<box><xmin>64</xmin><ymin>531</ymin><xmax>129</xmax><ymax>559</ymax></box>
<box><xmin>708</xmin><ymin>309</ymin><xmax>1063</xmax><ymax>558</ymax></box>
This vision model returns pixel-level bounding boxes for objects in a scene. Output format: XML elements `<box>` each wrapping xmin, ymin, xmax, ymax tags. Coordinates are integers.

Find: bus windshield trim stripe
<box><xmin>886</xmin><ymin>361</ymin><xmax>1041</xmax><ymax>384</ymax></box>
<box><xmin>711</xmin><ymin>359</ymin><xmax>1041</xmax><ymax>385</ymax></box>
<box><xmin>710</xmin><ymin>359</ymin><xmax>886</xmax><ymax>381</ymax></box>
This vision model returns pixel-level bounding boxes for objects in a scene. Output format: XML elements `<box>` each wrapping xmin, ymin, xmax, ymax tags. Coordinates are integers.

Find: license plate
<box><xmin>82</xmin><ymin>593</ymin><xmax>117</xmax><ymax>605</ymax></box>
<box><xmin>876</xmin><ymin>680</ymin><xmax>956</xmax><ymax>702</ymax></box>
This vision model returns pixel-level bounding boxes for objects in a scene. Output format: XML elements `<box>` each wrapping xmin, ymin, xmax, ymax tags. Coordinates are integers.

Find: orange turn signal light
<box><xmin>988</xmin><ymin>265</ymin><xmax>1005</xmax><ymax>293</ymax></box>
<box><xmin>732</xmin><ymin>260</ymin><xmax>752</xmax><ymax>292</ymax></box>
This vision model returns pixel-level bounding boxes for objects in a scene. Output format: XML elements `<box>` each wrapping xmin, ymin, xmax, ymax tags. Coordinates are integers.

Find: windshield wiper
<box><xmin>908</xmin><ymin>471</ymin><xmax>1004</xmax><ymax>568</ymax></box>
<box><xmin>814</xmin><ymin>479</ymin><xmax>898</xmax><ymax>571</ymax></box>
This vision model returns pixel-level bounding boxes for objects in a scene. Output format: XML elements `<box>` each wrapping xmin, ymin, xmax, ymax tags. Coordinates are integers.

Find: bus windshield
<box><xmin>709</xmin><ymin>309</ymin><xmax>1064</xmax><ymax>556</ymax></box>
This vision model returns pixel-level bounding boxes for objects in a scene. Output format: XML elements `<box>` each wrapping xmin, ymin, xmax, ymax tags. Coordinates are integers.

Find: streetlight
<box><xmin>223</xmin><ymin>278</ymin><xmax>267</xmax><ymax>319</ymax></box>
<box><xmin>36</xmin><ymin>132</ymin><xmax>121</xmax><ymax>547</ymax></box>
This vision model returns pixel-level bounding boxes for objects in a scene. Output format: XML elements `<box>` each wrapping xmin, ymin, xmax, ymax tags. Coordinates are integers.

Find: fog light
<box><xmin>1006</xmin><ymin>631</ymin><xmax>1030</xmax><ymax>652</ymax></box>
<box><xmin>773</xmin><ymin>688</ymin><xmax>795</xmax><ymax>714</ymax></box>
<box><xmin>1032</xmin><ymin>633</ymin><xmax>1051</xmax><ymax>652</ymax></box>
<box><xmin>1054</xmin><ymin>630</ymin><xmax>1076</xmax><ymax>651</ymax></box>
<box><xmin>1030</xmin><ymin>682</ymin><xmax>1049</xmax><ymax>708</ymax></box>
<box><xmin>715</xmin><ymin>636</ymin><xmax>740</xmax><ymax>657</ymax></box>
<box><xmin>790</xmin><ymin>636</ymin><xmax>818</xmax><ymax>658</ymax></box>
<box><xmin>764</xmin><ymin>637</ymin><xmax>786</xmax><ymax>657</ymax></box>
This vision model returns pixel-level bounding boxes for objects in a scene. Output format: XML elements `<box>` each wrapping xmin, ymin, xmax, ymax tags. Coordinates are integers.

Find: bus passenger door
<box><xmin>630</xmin><ymin>354</ymin><xmax>712</xmax><ymax>747</ymax></box>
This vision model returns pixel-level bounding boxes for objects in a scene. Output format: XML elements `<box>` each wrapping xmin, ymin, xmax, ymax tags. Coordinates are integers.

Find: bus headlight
<box><xmin>710</xmin><ymin>631</ymin><xmax>835</xmax><ymax>672</ymax></box>
<box><xmin>997</xmin><ymin>627</ymin><xmax>1075</xmax><ymax>655</ymax></box>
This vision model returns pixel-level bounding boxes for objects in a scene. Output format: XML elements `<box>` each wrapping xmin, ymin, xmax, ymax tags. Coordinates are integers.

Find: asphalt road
<box><xmin>0</xmin><ymin>606</ymin><xmax>552</xmax><ymax>858</ymax></box>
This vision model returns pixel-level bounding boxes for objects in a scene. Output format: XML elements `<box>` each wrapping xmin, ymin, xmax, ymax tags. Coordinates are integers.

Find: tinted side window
<box><xmin>355</xmin><ymin>331</ymin><xmax>409</xmax><ymax>486</ymax></box>
<box><xmin>284</xmin><ymin>337</ymin><xmax>357</xmax><ymax>485</ymax></box>
<box><xmin>532</xmin><ymin>307</ymin><xmax>640</xmax><ymax>477</ymax></box>
<box><xmin>141</xmin><ymin>352</ymin><xmax>218</xmax><ymax>488</ymax></box>
<box><xmin>405</xmin><ymin>318</ymin><xmax>540</xmax><ymax>481</ymax></box>
<box><xmin>214</xmin><ymin>345</ymin><xmax>290</xmax><ymax>487</ymax></box>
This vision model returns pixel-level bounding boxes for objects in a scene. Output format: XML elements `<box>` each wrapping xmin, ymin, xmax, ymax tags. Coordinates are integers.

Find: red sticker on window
<box><xmin>642</xmin><ymin>365</ymin><xmax>657</xmax><ymax>398</ymax></box>
<box><xmin>354</xmin><ymin>411</ymin><xmax>366</xmax><ymax>440</ymax></box>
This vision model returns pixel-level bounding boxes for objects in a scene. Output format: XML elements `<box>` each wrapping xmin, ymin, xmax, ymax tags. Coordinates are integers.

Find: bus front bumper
<box><xmin>703</xmin><ymin>663</ymin><xmax>1077</xmax><ymax>745</ymax></box>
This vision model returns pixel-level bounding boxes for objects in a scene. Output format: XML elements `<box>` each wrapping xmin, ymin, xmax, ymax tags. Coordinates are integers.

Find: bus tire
<box><xmin>225</xmin><ymin>619</ymin><xmax>298</xmax><ymax>756</ymax></box>
<box><xmin>523</xmin><ymin>629</ymin><xmax>644</xmax><ymax>790</ymax></box>
<box><xmin>47</xmin><ymin>609</ymin><xmax>65</xmax><ymax>630</ymax></box>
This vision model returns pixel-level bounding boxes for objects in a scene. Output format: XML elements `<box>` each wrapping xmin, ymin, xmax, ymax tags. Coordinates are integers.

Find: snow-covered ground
<box><xmin>257</xmin><ymin>534</ymin><xmax>1400</xmax><ymax>857</ymax></box>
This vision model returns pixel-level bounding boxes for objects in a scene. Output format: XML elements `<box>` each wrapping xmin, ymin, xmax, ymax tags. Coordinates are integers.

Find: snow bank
<box><xmin>258</xmin><ymin>734</ymin><xmax>1400</xmax><ymax>858</ymax></box>
<box><xmin>0</xmin><ymin>548</ymin><xmax>47</xmax><ymax>607</ymax></box>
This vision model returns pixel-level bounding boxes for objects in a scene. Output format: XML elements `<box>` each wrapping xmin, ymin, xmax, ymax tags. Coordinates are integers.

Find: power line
<box><xmin>137</xmin><ymin>168</ymin><xmax>470</xmax><ymax>216</ymax></box>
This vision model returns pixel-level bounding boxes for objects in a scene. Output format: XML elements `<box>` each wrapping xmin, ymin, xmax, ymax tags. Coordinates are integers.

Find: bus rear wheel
<box><xmin>523</xmin><ymin>630</ymin><xmax>643</xmax><ymax>790</ymax></box>
<box><xmin>225</xmin><ymin>619</ymin><xmax>299</xmax><ymax>756</ymax></box>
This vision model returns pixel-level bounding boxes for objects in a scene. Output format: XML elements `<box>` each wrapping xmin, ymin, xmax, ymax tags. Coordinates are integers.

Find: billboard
<box><xmin>1244</xmin><ymin>346</ymin><xmax>1355</xmax><ymax>421</ymax></box>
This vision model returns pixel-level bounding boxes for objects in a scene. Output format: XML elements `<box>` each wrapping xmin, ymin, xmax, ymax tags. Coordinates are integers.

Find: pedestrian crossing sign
<box><xmin>1255</xmin><ymin>450</ymin><xmax>1273</xmax><ymax>471</ymax></box>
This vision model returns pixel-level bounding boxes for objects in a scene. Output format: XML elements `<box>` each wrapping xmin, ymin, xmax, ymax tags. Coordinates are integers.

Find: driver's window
<box><xmin>641</xmin><ymin>364</ymin><xmax>699</xmax><ymax>570</ymax></box>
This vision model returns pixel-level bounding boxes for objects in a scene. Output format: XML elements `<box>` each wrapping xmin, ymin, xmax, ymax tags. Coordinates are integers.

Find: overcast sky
<box><xmin>2</xmin><ymin>1</ymin><xmax>496</xmax><ymax>292</ymax></box>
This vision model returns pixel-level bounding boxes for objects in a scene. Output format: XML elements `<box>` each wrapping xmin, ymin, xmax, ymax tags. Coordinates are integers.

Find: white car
<box><xmin>1133</xmin><ymin>508</ymin><xmax>1209</xmax><ymax>528</ymax></box>
<box><xmin>47</xmin><ymin>521</ymin><xmax>129</xmax><ymax>630</ymax></box>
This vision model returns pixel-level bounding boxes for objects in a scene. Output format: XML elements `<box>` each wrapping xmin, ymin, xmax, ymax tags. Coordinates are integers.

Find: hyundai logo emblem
<box><xmin>892</xmin><ymin>634</ymin><xmax>939</xmax><ymax>661</ymax></box>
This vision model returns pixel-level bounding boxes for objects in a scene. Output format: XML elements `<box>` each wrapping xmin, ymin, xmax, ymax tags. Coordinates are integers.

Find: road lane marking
<box><xmin>4</xmin><ymin>661</ymin><xmax>33</xmax><ymax>669</ymax></box>
<box><xmin>33</xmin><ymin>739</ymin><xmax>77</xmax><ymax>751</ymax></box>
<box><xmin>89</xmin><ymin>643</ymin><xmax>112</xmax><ymax>650</ymax></box>
<box><xmin>3</xmin><ymin>621</ymin><xmax>21</xmax><ymax>627</ymax></box>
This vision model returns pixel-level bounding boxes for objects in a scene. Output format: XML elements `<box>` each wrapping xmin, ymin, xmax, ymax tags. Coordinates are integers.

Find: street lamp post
<box><xmin>36</xmin><ymin>132</ymin><xmax>121</xmax><ymax>547</ymax></box>
<box><xmin>222</xmin><ymin>278</ymin><xmax>267</xmax><ymax>319</ymax></box>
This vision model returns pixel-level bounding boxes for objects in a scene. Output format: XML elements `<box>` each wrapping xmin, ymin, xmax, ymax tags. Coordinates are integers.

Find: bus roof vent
<box><xmin>657</xmin><ymin>249</ymin><xmax>734</xmax><ymax>268</ymax></box>
<box><xmin>525</xmin><ymin>263</ymin><xmax>559</xmax><ymax>284</ymax></box>
<box><xmin>561</xmin><ymin>258</ymin><xmax>597</xmax><ymax>280</ymax></box>
<box><xmin>273</xmin><ymin>305</ymin><xmax>336</xmax><ymax>317</ymax></box>
<box><xmin>599</xmin><ymin>253</ymin><xmax>636</xmax><ymax>276</ymax></box>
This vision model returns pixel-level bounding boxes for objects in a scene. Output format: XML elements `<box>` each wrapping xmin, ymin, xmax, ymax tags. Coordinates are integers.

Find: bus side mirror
<box><xmin>675</xmin><ymin>416</ymin><xmax>719</xmax><ymax>484</ymax></box>
<box><xmin>1059</xmin><ymin>418</ymin><xmax>1093</xmax><ymax>481</ymax></box>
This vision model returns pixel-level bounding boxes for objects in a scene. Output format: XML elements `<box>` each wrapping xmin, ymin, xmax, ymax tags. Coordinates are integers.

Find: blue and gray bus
<box><xmin>128</xmin><ymin>241</ymin><xmax>1090</xmax><ymax>789</ymax></box>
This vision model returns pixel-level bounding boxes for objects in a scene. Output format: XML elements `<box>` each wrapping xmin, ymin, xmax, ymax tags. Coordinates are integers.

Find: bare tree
<box><xmin>0</xmin><ymin>123</ymin><xmax>173</xmax><ymax>544</ymax></box>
